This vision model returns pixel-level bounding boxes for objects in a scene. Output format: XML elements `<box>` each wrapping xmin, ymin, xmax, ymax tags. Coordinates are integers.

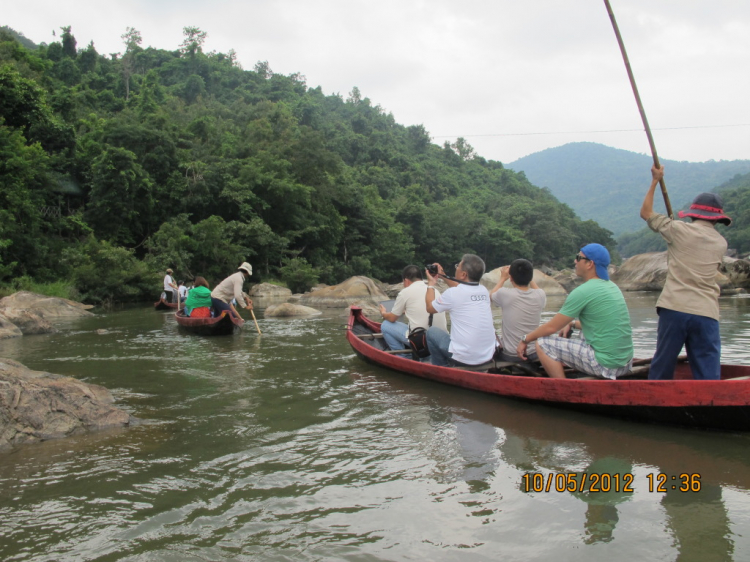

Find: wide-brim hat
<box><xmin>238</xmin><ymin>262</ymin><xmax>253</xmax><ymax>275</ymax></box>
<box><xmin>166</xmin><ymin>268</ymin><xmax>173</xmax><ymax>274</ymax></box>
<box><xmin>580</xmin><ymin>243</ymin><xmax>611</xmax><ymax>281</ymax></box>
<box><xmin>678</xmin><ymin>193</ymin><xmax>731</xmax><ymax>226</ymax></box>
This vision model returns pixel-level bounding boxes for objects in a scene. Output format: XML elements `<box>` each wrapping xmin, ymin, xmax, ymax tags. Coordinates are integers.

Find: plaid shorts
<box><xmin>537</xmin><ymin>336</ymin><xmax>632</xmax><ymax>379</ymax></box>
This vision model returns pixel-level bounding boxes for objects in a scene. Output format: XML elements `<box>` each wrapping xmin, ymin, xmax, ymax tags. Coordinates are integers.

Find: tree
<box><xmin>121</xmin><ymin>27</ymin><xmax>142</xmax><ymax>100</ymax></box>
<box><xmin>60</xmin><ymin>26</ymin><xmax>76</xmax><ymax>58</ymax></box>
<box><xmin>180</xmin><ymin>26</ymin><xmax>207</xmax><ymax>57</ymax></box>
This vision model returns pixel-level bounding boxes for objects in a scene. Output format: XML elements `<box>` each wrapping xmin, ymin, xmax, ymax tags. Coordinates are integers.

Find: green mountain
<box><xmin>508</xmin><ymin>142</ymin><xmax>750</xmax><ymax>235</ymax></box>
<box><xmin>0</xmin><ymin>26</ymin><xmax>616</xmax><ymax>303</ymax></box>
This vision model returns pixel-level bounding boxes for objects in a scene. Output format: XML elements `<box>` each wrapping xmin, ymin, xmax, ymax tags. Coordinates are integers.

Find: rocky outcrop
<box><xmin>0</xmin><ymin>316</ymin><xmax>23</xmax><ymax>340</ymax></box>
<box><xmin>0</xmin><ymin>358</ymin><xmax>134</xmax><ymax>450</ymax></box>
<box><xmin>248</xmin><ymin>283</ymin><xmax>293</xmax><ymax>299</ymax></box>
<box><xmin>611</xmin><ymin>252</ymin><xmax>669</xmax><ymax>292</ymax></box>
<box><xmin>298</xmin><ymin>276</ymin><xmax>389</xmax><ymax>308</ymax></box>
<box><xmin>482</xmin><ymin>268</ymin><xmax>568</xmax><ymax>296</ymax></box>
<box><xmin>553</xmin><ymin>270</ymin><xmax>584</xmax><ymax>293</ymax></box>
<box><xmin>612</xmin><ymin>252</ymin><xmax>744</xmax><ymax>294</ymax></box>
<box><xmin>0</xmin><ymin>308</ymin><xmax>55</xmax><ymax>335</ymax></box>
<box><xmin>0</xmin><ymin>291</ymin><xmax>94</xmax><ymax>319</ymax></box>
<box><xmin>349</xmin><ymin>301</ymin><xmax>382</xmax><ymax>319</ymax></box>
<box><xmin>264</xmin><ymin>303</ymin><xmax>322</xmax><ymax>317</ymax></box>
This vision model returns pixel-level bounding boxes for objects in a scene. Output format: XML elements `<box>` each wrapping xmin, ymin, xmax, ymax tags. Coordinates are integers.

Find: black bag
<box><xmin>407</xmin><ymin>313</ymin><xmax>433</xmax><ymax>360</ymax></box>
<box><xmin>408</xmin><ymin>327</ymin><xmax>430</xmax><ymax>359</ymax></box>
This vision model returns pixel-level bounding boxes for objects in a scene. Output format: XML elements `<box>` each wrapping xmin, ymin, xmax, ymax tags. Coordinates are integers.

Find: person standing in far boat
<box><xmin>490</xmin><ymin>259</ymin><xmax>546</xmax><ymax>363</ymax></box>
<box><xmin>640</xmin><ymin>165</ymin><xmax>731</xmax><ymax>380</ymax></box>
<box><xmin>184</xmin><ymin>277</ymin><xmax>212</xmax><ymax>318</ymax></box>
<box><xmin>424</xmin><ymin>254</ymin><xmax>496</xmax><ymax>367</ymax></box>
<box><xmin>516</xmin><ymin>244</ymin><xmax>633</xmax><ymax>379</ymax></box>
<box><xmin>211</xmin><ymin>263</ymin><xmax>253</xmax><ymax>319</ymax></box>
<box><xmin>177</xmin><ymin>280</ymin><xmax>188</xmax><ymax>303</ymax></box>
<box><xmin>163</xmin><ymin>268</ymin><xmax>178</xmax><ymax>303</ymax></box>
<box><xmin>378</xmin><ymin>265</ymin><xmax>448</xmax><ymax>355</ymax></box>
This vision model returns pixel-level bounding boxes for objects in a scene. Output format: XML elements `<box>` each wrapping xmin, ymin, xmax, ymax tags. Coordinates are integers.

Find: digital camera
<box><xmin>425</xmin><ymin>264</ymin><xmax>439</xmax><ymax>276</ymax></box>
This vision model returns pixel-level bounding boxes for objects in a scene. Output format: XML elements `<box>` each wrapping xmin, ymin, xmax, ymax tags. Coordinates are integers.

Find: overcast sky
<box><xmin>5</xmin><ymin>0</ymin><xmax>750</xmax><ymax>164</ymax></box>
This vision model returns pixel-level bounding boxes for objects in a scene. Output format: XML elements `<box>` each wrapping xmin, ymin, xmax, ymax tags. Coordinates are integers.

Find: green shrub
<box><xmin>279</xmin><ymin>258</ymin><xmax>319</xmax><ymax>294</ymax></box>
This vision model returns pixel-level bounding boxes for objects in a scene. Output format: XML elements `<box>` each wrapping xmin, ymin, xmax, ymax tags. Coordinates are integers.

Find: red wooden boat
<box><xmin>346</xmin><ymin>307</ymin><xmax>750</xmax><ymax>431</ymax></box>
<box><xmin>175</xmin><ymin>310</ymin><xmax>244</xmax><ymax>335</ymax></box>
<box><xmin>154</xmin><ymin>297</ymin><xmax>178</xmax><ymax>310</ymax></box>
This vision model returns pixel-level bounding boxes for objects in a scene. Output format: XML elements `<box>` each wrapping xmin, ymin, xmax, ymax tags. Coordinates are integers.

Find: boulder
<box><xmin>611</xmin><ymin>252</ymin><xmax>669</xmax><ymax>292</ymax></box>
<box><xmin>248</xmin><ymin>283</ymin><xmax>293</xmax><ymax>298</ymax></box>
<box><xmin>0</xmin><ymin>358</ymin><xmax>134</xmax><ymax>450</ymax></box>
<box><xmin>264</xmin><ymin>303</ymin><xmax>322</xmax><ymax>318</ymax></box>
<box><xmin>298</xmin><ymin>276</ymin><xmax>389</xmax><ymax>308</ymax></box>
<box><xmin>482</xmin><ymin>268</ymin><xmax>568</xmax><ymax>296</ymax></box>
<box><xmin>0</xmin><ymin>315</ymin><xmax>23</xmax><ymax>340</ymax></box>
<box><xmin>0</xmin><ymin>308</ymin><xmax>55</xmax><ymax>335</ymax></box>
<box><xmin>553</xmin><ymin>270</ymin><xmax>584</xmax><ymax>293</ymax></box>
<box><xmin>612</xmin><ymin>252</ymin><xmax>742</xmax><ymax>294</ymax></box>
<box><xmin>0</xmin><ymin>291</ymin><xmax>94</xmax><ymax>319</ymax></box>
<box><xmin>720</xmin><ymin>257</ymin><xmax>750</xmax><ymax>289</ymax></box>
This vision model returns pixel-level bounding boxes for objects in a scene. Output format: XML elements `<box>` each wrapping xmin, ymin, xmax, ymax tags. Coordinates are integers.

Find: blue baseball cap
<box><xmin>580</xmin><ymin>244</ymin><xmax>610</xmax><ymax>281</ymax></box>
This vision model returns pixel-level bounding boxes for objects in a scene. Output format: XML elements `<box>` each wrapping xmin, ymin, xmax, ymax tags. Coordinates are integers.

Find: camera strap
<box><xmin>438</xmin><ymin>274</ymin><xmax>480</xmax><ymax>286</ymax></box>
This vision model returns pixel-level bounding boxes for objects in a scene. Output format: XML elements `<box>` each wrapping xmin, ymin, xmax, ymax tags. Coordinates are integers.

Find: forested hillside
<box><xmin>509</xmin><ymin>142</ymin><xmax>750</xmax><ymax>236</ymax></box>
<box><xmin>0</xmin><ymin>26</ymin><xmax>615</xmax><ymax>303</ymax></box>
<box><xmin>617</xmin><ymin>171</ymin><xmax>750</xmax><ymax>258</ymax></box>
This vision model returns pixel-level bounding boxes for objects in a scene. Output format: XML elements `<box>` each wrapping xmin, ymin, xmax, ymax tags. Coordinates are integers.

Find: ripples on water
<box><xmin>0</xmin><ymin>296</ymin><xmax>749</xmax><ymax>561</ymax></box>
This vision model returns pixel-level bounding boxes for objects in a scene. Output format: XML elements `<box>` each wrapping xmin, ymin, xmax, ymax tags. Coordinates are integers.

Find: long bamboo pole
<box><xmin>603</xmin><ymin>0</ymin><xmax>674</xmax><ymax>218</ymax></box>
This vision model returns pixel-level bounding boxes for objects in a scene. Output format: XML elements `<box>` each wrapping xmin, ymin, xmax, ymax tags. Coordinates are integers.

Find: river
<box><xmin>1</xmin><ymin>292</ymin><xmax>749</xmax><ymax>561</ymax></box>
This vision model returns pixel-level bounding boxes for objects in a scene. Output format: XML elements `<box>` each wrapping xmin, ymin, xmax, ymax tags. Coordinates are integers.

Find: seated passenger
<box><xmin>516</xmin><ymin>244</ymin><xmax>633</xmax><ymax>379</ymax></box>
<box><xmin>184</xmin><ymin>276</ymin><xmax>212</xmax><ymax>317</ymax></box>
<box><xmin>379</xmin><ymin>265</ymin><xmax>448</xmax><ymax>356</ymax></box>
<box><xmin>490</xmin><ymin>259</ymin><xmax>546</xmax><ymax>363</ymax></box>
<box><xmin>424</xmin><ymin>254</ymin><xmax>496</xmax><ymax>367</ymax></box>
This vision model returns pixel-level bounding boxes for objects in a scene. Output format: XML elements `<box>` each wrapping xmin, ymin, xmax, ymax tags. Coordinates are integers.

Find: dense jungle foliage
<box><xmin>0</xmin><ymin>26</ymin><xmax>616</xmax><ymax>304</ymax></box>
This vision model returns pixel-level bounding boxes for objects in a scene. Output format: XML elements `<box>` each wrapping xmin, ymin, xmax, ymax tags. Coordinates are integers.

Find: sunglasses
<box><xmin>575</xmin><ymin>254</ymin><xmax>591</xmax><ymax>262</ymax></box>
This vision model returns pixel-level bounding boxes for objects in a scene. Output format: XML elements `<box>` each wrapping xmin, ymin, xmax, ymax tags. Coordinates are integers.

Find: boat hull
<box><xmin>175</xmin><ymin>310</ymin><xmax>244</xmax><ymax>335</ymax></box>
<box><xmin>154</xmin><ymin>298</ymin><xmax>178</xmax><ymax>311</ymax></box>
<box><xmin>346</xmin><ymin>307</ymin><xmax>750</xmax><ymax>431</ymax></box>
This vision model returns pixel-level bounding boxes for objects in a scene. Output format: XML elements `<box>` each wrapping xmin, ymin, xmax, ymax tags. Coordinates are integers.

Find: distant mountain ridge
<box><xmin>508</xmin><ymin>142</ymin><xmax>750</xmax><ymax>235</ymax></box>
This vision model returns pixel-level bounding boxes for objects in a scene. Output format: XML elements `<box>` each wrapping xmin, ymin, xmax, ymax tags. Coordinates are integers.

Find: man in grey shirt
<box><xmin>490</xmin><ymin>259</ymin><xmax>546</xmax><ymax>363</ymax></box>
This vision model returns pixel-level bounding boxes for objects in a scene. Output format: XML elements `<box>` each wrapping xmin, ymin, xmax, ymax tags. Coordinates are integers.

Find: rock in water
<box><xmin>264</xmin><ymin>303</ymin><xmax>322</xmax><ymax>317</ymax></box>
<box><xmin>0</xmin><ymin>358</ymin><xmax>134</xmax><ymax>449</ymax></box>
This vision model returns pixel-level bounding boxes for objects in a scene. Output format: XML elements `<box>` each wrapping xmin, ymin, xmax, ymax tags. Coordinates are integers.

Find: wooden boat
<box><xmin>346</xmin><ymin>307</ymin><xmax>750</xmax><ymax>431</ymax></box>
<box><xmin>175</xmin><ymin>310</ymin><xmax>244</xmax><ymax>335</ymax></box>
<box><xmin>154</xmin><ymin>297</ymin><xmax>178</xmax><ymax>310</ymax></box>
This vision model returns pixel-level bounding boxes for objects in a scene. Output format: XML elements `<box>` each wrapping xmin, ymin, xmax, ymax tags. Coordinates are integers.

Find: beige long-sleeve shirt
<box><xmin>647</xmin><ymin>214</ymin><xmax>727</xmax><ymax>320</ymax></box>
<box><xmin>211</xmin><ymin>272</ymin><xmax>246</xmax><ymax>307</ymax></box>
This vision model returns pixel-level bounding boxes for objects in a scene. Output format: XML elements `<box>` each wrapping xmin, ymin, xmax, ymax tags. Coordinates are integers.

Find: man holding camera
<box><xmin>424</xmin><ymin>254</ymin><xmax>496</xmax><ymax>367</ymax></box>
<box><xmin>378</xmin><ymin>265</ymin><xmax>447</xmax><ymax>353</ymax></box>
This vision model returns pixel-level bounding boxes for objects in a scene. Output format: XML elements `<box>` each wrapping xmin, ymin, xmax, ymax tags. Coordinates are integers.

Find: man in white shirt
<box><xmin>163</xmin><ymin>268</ymin><xmax>178</xmax><ymax>303</ymax></box>
<box><xmin>425</xmin><ymin>254</ymin><xmax>497</xmax><ymax>367</ymax></box>
<box><xmin>379</xmin><ymin>265</ymin><xmax>447</xmax><ymax>355</ymax></box>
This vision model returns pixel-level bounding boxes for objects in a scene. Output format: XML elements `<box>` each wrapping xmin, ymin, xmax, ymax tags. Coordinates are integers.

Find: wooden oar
<box><xmin>603</xmin><ymin>0</ymin><xmax>674</xmax><ymax>218</ymax></box>
<box><xmin>250</xmin><ymin>309</ymin><xmax>262</xmax><ymax>334</ymax></box>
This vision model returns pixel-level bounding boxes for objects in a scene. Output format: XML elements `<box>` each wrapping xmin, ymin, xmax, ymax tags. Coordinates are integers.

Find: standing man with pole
<box><xmin>640</xmin><ymin>166</ymin><xmax>731</xmax><ymax>380</ymax></box>
<box><xmin>211</xmin><ymin>263</ymin><xmax>253</xmax><ymax>320</ymax></box>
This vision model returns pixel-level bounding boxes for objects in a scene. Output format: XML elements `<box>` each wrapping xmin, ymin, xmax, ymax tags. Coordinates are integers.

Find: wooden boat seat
<box><xmin>356</xmin><ymin>333</ymin><xmax>384</xmax><ymax>339</ymax></box>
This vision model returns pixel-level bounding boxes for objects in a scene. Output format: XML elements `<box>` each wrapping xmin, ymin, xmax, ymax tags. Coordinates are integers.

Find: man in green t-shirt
<box><xmin>516</xmin><ymin>244</ymin><xmax>633</xmax><ymax>379</ymax></box>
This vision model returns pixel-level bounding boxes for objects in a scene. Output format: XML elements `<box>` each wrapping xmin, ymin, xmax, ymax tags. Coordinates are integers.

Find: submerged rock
<box><xmin>264</xmin><ymin>303</ymin><xmax>322</xmax><ymax>317</ymax></box>
<box><xmin>0</xmin><ymin>358</ymin><xmax>134</xmax><ymax>450</ymax></box>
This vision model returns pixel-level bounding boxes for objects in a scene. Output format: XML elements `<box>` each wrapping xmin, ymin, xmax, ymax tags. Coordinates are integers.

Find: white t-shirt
<box><xmin>178</xmin><ymin>285</ymin><xmax>188</xmax><ymax>299</ymax></box>
<box><xmin>391</xmin><ymin>280</ymin><xmax>448</xmax><ymax>336</ymax></box>
<box><xmin>432</xmin><ymin>283</ymin><xmax>496</xmax><ymax>365</ymax></box>
<box><xmin>163</xmin><ymin>275</ymin><xmax>175</xmax><ymax>292</ymax></box>
<box><xmin>491</xmin><ymin>287</ymin><xmax>546</xmax><ymax>356</ymax></box>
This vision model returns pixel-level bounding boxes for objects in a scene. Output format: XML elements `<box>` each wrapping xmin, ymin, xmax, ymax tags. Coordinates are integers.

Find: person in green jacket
<box><xmin>184</xmin><ymin>276</ymin><xmax>213</xmax><ymax>317</ymax></box>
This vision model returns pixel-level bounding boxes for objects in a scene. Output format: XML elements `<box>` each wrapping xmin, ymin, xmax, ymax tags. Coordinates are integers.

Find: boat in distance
<box><xmin>175</xmin><ymin>310</ymin><xmax>244</xmax><ymax>336</ymax></box>
<box><xmin>346</xmin><ymin>307</ymin><xmax>750</xmax><ymax>431</ymax></box>
<box><xmin>154</xmin><ymin>297</ymin><xmax>178</xmax><ymax>310</ymax></box>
